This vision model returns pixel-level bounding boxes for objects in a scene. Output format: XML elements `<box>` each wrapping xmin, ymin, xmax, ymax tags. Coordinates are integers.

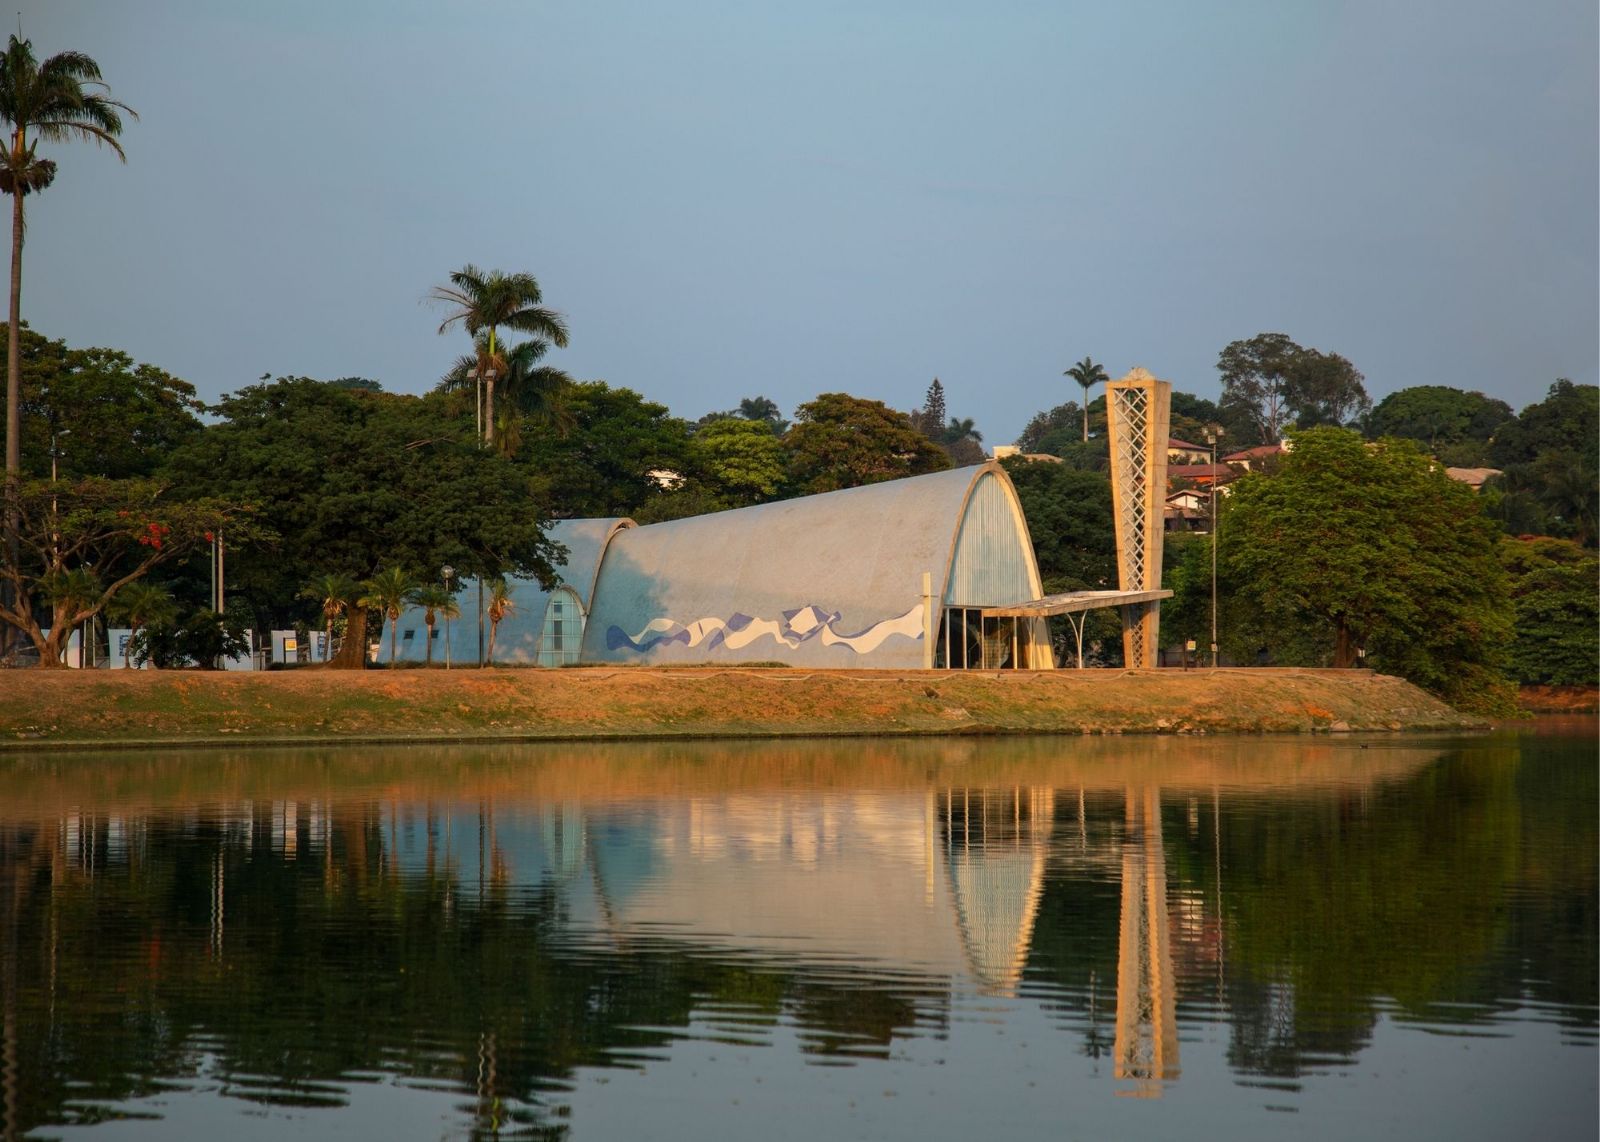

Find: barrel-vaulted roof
<box><xmin>581</xmin><ymin>463</ymin><xmax>1043</xmax><ymax>669</ymax></box>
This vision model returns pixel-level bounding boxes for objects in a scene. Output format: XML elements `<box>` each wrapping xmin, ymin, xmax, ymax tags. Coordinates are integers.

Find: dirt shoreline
<box><xmin>0</xmin><ymin>665</ymin><xmax>1482</xmax><ymax>750</ymax></box>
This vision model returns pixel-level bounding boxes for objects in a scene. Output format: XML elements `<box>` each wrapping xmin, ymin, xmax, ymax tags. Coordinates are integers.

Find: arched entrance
<box><xmin>537</xmin><ymin>586</ymin><xmax>585</xmax><ymax>668</ymax></box>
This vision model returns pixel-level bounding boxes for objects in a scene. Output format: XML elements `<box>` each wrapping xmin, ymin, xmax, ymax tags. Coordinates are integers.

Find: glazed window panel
<box><xmin>538</xmin><ymin>587</ymin><xmax>584</xmax><ymax>668</ymax></box>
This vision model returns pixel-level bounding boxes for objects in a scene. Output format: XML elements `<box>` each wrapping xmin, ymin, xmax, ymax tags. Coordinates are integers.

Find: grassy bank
<box><xmin>0</xmin><ymin>665</ymin><xmax>1479</xmax><ymax>749</ymax></box>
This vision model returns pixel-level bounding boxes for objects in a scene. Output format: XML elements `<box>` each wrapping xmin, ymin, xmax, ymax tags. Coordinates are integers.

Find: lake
<box><xmin>1</xmin><ymin>723</ymin><xmax>1594</xmax><ymax>1140</ymax></box>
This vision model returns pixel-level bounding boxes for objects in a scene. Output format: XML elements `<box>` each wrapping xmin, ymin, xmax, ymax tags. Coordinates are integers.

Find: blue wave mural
<box><xmin>607</xmin><ymin>603</ymin><xmax>925</xmax><ymax>655</ymax></box>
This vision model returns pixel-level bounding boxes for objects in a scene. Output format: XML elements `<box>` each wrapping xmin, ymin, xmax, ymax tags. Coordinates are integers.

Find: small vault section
<box><xmin>1106</xmin><ymin>369</ymin><xmax>1172</xmax><ymax>667</ymax></box>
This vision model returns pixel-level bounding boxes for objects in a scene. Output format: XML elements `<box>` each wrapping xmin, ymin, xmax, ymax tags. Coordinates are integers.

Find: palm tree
<box><xmin>1</xmin><ymin>36</ymin><xmax>133</xmax><ymax>540</ymax></box>
<box><xmin>485</xmin><ymin>577</ymin><xmax>515</xmax><ymax>666</ymax></box>
<box><xmin>439</xmin><ymin>334</ymin><xmax>573</xmax><ymax>457</ymax></box>
<box><xmin>943</xmin><ymin>416</ymin><xmax>982</xmax><ymax>446</ymax></box>
<box><xmin>108</xmin><ymin>580</ymin><xmax>175</xmax><ymax>668</ymax></box>
<box><xmin>358</xmin><ymin>566</ymin><xmax>421</xmax><ymax>668</ymax></box>
<box><xmin>410</xmin><ymin>584</ymin><xmax>460</xmax><ymax>667</ymax></box>
<box><xmin>1064</xmin><ymin>358</ymin><xmax>1109</xmax><ymax>442</ymax></box>
<box><xmin>298</xmin><ymin>573</ymin><xmax>360</xmax><ymax>663</ymax></box>
<box><xmin>430</xmin><ymin>265</ymin><xmax>568</xmax><ymax>450</ymax></box>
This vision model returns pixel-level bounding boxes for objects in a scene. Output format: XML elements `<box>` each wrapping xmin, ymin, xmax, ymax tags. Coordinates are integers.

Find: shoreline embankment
<box><xmin>0</xmin><ymin>666</ymin><xmax>1484</xmax><ymax>752</ymax></box>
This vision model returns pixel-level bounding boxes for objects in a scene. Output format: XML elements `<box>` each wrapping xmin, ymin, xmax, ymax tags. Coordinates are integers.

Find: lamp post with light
<box><xmin>1204</xmin><ymin>424</ymin><xmax>1225</xmax><ymax>668</ymax></box>
<box><xmin>442</xmin><ymin>566</ymin><xmax>455</xmax><ymax>670</ymax></box>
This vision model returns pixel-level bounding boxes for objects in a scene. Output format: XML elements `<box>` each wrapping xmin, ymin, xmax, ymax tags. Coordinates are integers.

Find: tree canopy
<box><xmin>999</xmin><ymin>456</ymin><xmax>1115</xmax><ymax>591</ymax></box>
<box><xmin>783</xmin><ymin>392</ymin><xmax>949</xmax><ymax>495</ymax></box>
<box><xmin>161</xmin><ymin>378</ymin><xmax>563</xmax><ymax>645</ymax></box>
<box><xmin>1208</xmin><ymin>427</ymin><xmax>1514</xmax><ymax>713</ymax></box>
<box><xmin>1365</xmin><ymin>385</ymin><xmax>1513</xmax><ymax>462</ymax></box>
<box><xmin>519</xmin><ymin>381</ymin><xmax>695</xmax><ymax>519</ymax></box>
<box><xmin>1217</xmin><ymin>333</ymin><xmax>1370</xmax><ymax>444</ymax></box>
<box><xmin>0</xmin><ymin>476</ymin><xmax>250</xmax><ymax>665</ymax></box>
<box><xmin>7</xmin><ymin>325</ymin><xmax>203</xmax><ymax>479</ymax></box>
<box><xmin>1499</xmin><ymin>537</ymin><xmax>1598</xmax><ymax>686</ymax></box>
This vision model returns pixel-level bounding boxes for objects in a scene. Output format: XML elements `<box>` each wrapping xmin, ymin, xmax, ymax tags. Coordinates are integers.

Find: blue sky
<box><xmin>17</xmin><ymin>0</ymin><xmax>1599</xmax><ymax>443</ymax></box>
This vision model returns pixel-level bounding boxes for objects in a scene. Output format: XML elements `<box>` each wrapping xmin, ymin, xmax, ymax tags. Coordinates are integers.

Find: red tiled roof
<box><xmin>1222</xmin><ymin>444</ymin><xmax>1284</xmax><ymax>462</ymax></box>
<box><xmin>1168</xmin><ymin>464</ymin><xmax>1237</xmax><ymax>482</ymax></box>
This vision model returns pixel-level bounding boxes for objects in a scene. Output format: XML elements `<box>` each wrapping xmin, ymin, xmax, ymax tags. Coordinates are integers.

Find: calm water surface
<box><xmin>0</xmin><ymin>724</ymin><xmax>1594</xmax><ymax>1141</ymax></box>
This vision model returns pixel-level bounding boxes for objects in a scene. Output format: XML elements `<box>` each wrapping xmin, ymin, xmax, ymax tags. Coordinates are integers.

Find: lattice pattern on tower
<box><xmin>1105</xmin><ymin>370</ymin><xmax>1170</xmax><ymax>669</ymax></box>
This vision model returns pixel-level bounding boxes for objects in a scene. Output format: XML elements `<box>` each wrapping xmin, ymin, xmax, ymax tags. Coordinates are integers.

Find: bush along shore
<box><xmin>0</xmin><ymin>666</ymin><xmax>1483</xmax><ymax>750</ymax></box>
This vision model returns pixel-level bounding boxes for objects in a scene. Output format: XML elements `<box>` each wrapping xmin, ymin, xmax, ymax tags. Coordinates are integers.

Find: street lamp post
<box><xmin>1204</xmin><ymin>424</ymin><xmax>1225</xmax><ymax>668</ymax></box>
<box><xmin>442</xmin><ymin>566</ymin><xmax>454</xmax><ymax>669</ymax></box>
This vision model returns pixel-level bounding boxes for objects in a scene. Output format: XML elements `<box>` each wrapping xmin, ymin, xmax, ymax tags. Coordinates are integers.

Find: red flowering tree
<box><xmin>0</xmin><ymin>476</ymin><xmax>258</xmax><ymax>666</ymax></box>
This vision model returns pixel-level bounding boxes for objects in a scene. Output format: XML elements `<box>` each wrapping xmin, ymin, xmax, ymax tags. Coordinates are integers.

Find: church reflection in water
<box><xmin>3</xmin><ymin>738</ymin><xmax>1453</xmax><ymax>1125</ymax></box>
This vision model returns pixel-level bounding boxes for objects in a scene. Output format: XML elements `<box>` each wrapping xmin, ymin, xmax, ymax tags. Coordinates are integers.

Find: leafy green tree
<box><xmin>430</xmin><ymin>264</ymin><xmax>569</xmax><ymax>450</ymax></box>
<box><xmin>1365</xmin><ymin>386</ymin><xmax>1513</xmax><ymax>460</ymax></box>
<box><xmin>1217</xmin><ymin>334</ymin><xmax>1369</xmax><ymax>443</ymax></box>
<box><xmin>1064</xmin><ymin>358</ymin><xmax>1109</xmax><ymax>442</ymax></box>
<box><xmin>1485</xmin><ymin>381</ymin><xmax>1600</xmax><ymax>547</ymax></box>
<box><xmin>161</xmin><ymin>379</ymin><xmax>563</xmax><ymax>667</ymax></box>
<box><xmin>1489</xmin><ymin>380</ymin><xmax>1599</xmax><ymax>469</ymax></box>
<box><xmin>783</xmin><ymin>393</ymin><xmax>950</xmax><ymax>495</ymax></box>
<box><xmin>1016</xmin><ymin>401</ymin><xmax>1080</xmax><ymax>454</ymax></box>
<box><xmin>108</xmin><ymin>579</ymin><xmax>176</xmax><ymax>667</ymax></box>
<box><xmin>519</xmin><ymin>381</ymin><xmax>696</xmax><ymax>518</ymax></box>
<box><xmin>0</xmin><ymin>476</ymin><xmax>249</xmax><ymax>667</ymax></box>
<box><xmin>410</xmin><ymin>583</ymin><xmax>460</xmax><ymax>667</ymax></box>
<box><xmin>360</xmin><ymin>566</ymin><xmax>421</xmax><ymax>667</ymax></box>
<box><xmin>694</xmin><ymin>396</ymin><xmax>789</xmax><ymax>436</ymax></box>
<box><xmin>134</xmin><ymin>602</ymin><xmax>251</xmax><ymax>669</ymax></box>
<box><xmin>691</xmin><ymin>417</ymin><xmax>785</xmax><ymax>505</ymax></box>
<box><xmin>1217</xmin><ymin>334</ymin><xmax>1299</xmax><ymax>444</ymax></box>
<box><xmin>1219</xmin><ymin>427</ymin><xmax>1514</xmax><ymax>713</ymax></box>
<box><xmin>1287</xmin><ymin>348</ymin><xmax>1369</xmax><ymax>428</ymax></box>
<box><xmin>5</xmin><ymin>326</ymin><xmax>205</xmax><ymax>479</ymax></box>
<box><xmin>1001</xmin><ymin>457</ymin><xmax>1116</xmax><ymax>591</ymax></box>
<box><xmin>1</xmin><ymin>34</ymin><xmax>134</xmax><ymax>515</ymax></box>
<box><xmin>1169</xmin><ymin>391</ymin><xmax>1224</xmax><ymax>445</ymax></box>
<box><xmin>1001</xmin><ymin>456</ymin><xmax>1121</xmax><ymax>664</ymax></box>
<box><xmin>1529</xmin><ymin>447</ymin><xmax>1598</xmax><ymax>547</ymax></box>
<box><xmin>1499</xmin><ymin>538</ymin><xmax>1599</xmax><ymax>685</ymax></box>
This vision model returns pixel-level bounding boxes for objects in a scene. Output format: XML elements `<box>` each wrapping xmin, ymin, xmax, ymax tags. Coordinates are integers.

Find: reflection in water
<box><xmin>1114</xmin><ymin>785</ymin><xmax>1178</xmax><ymax>1096</ymax></box>
<box><xmin>0</xmin><ymin>730</ymin><xmax>1595</xmax><ymax>1140</ymax></box>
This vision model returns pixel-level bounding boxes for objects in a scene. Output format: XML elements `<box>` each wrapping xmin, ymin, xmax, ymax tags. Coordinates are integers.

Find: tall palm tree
<box><xmin>358</xmin><ymin>566</ymin><xmax>421</xmax><ymax>668</ymax></box>
<box><xmin>1</xmin><ymin>36</ymin><xmax>133</xmax><ymax>543</ymax></box>
<box><xmin>430</xmin><ymin>265</ymin><xmax>568</xmax><ymax>449</ymax></box>
<box><xmin>108</xmin><ymin>579</ymin><xmax>175</xmax><ymax>668</ymax></box>
<box><xmin>485</xmin><ymin>577</ymin><xmax>514</xmax><ymax>666</ymax></box>
<box><xmin>410</xmin><ymin>584</ymin><xmax>460</xmax><ymax>667</ymax></box>
<box><xmin>298</xmin><ymin>573</ymin><xmax>360</xmax><ymax>663</ymax></box>
<box><xmin>1064</xmin><ymin>357</ymin><xmax>1109</xmax><ymax>442</ymax></box>
<box><xmin>439</xmin><ymin>334</ymin><xmax>573</xmax><ymax>457</ymax></box>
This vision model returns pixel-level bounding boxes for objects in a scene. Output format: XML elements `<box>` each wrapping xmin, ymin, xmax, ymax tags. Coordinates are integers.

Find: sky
<box><xmin>15</xmin><ymin>0</ymin><xmax>1599</xmax><ymax>444</ymax></box>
